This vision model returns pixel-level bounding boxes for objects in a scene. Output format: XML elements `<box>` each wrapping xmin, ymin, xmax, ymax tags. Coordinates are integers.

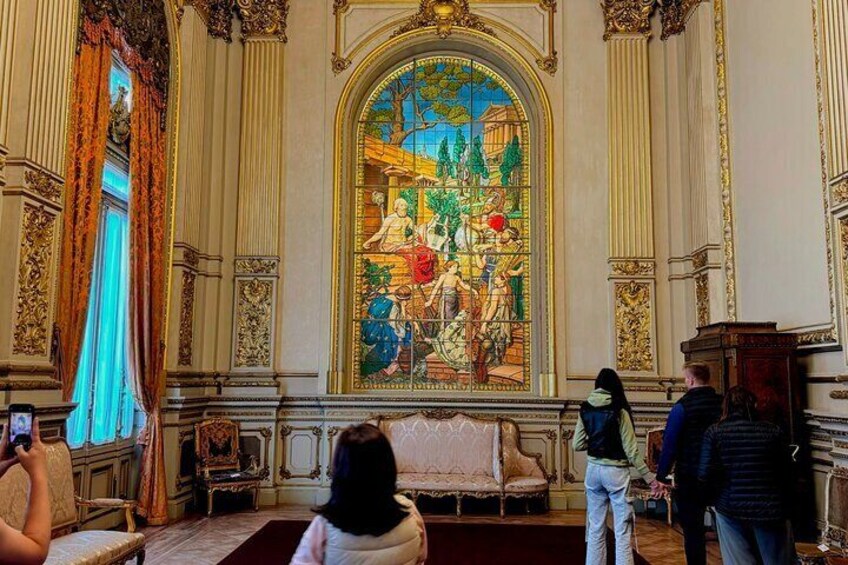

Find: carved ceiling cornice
<box><xmin>601</xmin><ymin>0</ymin><xmax>656</xmax><ymax>41</ymax></box>
<box><xmin>392</xmin><ymin>0</ymin><xmax>495</xmax><ymax>40</ymax></box>
<box><xmin>180</xmin><ymin>0</ymin><xmax>288</xmax><ymax>42</ymax></box>
<box><xmin>658</xmin><ymin>0</ymin><xmax>703</xmax><ymax>40</ymax></box>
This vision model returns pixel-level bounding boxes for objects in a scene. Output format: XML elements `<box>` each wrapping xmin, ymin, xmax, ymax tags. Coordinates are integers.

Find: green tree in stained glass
<box><xmin>469</xmin><ymin>135</ymin><xmax>489</xmax><ymax>185</ymax></box>
<box><xmin>453</xmin><ymin>128</ymin><xmax>467</xmax><ymax>181</ymax></box>
<box><xmin>436</xmin><ymin>137</ymin><xmax>454</xmax><ymax>180</ymax></box>
<box><xmin>499</xmin><ymin>135</ymin><xmax>522</xmax><ymax>186</ymax></box>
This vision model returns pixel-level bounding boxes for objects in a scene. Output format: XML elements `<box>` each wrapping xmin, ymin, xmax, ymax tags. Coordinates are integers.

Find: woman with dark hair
<box><xmin>291</xmin><ymin>423</ymin><xmax>427</xmax><ymax>564</ymax></box>
<box><xmin>573</xmin><ymin>368</ymin><xmax>656</xmax><ymax>565</ymax></box>
<box><xmin>698</xmin><ymin>386</ymin><xmax>796</xmax><ymax>565</ymax></box>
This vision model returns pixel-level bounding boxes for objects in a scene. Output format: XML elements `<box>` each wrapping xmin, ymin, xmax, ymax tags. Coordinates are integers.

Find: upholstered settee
<box><xmin>374</xmin><ymin>411</ymin><xmax>549</xmax><ymax>517</ymax></box>
<box><xmin>0</xmin><ymin>439</ymin><xmax>145</xmax><ymax>565</ymax></box>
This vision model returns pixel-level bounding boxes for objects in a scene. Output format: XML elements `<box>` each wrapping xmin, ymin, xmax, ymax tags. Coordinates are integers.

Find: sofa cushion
<box><xmin>397</xmin><ymin>473</ymin><xmax>500</xmax><ymax>493</ymax></box>
<box><xmin>382</xmin><ymin>414</ymin><xmax>497</xmax><ymax>477</ymax></box>
<box><xmin>45</xmin><ymin>531</ymin><xmax>145</xmax><ymax>565</ymax></box>
<box><xmin>504</xmin><ymin>476</ymin><xmax>548</xmax><ymax>494</ymax></box>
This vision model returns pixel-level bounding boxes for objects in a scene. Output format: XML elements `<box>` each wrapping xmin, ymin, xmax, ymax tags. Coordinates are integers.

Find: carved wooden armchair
<box><xmin>629</xmin><ymin>427</ymin><xmax>673</xmax><ymax>526</ymax></box>
<box><xmin>798</xmin><ymin>466</ymin><xmax>848</xmax><ymax>564</ymax></box>
<box><xmin>194</xmin><ymin>418</ymin><xmax>260</xmax><ymax>517</ymax></box>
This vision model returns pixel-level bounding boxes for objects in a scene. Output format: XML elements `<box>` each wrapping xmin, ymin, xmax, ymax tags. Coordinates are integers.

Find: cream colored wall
<box><xmin>727</xmin><ymin>0</ymin><xmax>833</xmax><ymax>334</ymax></box>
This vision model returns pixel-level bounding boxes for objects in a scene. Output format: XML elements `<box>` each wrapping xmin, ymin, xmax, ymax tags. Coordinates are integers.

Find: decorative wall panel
<box><xmin>352</xmin><ymin>56</ymin><xmax>531</xmax><ymax>393</ymax></box>
<box><xmin>613</xmin><ymin>281</ymin><xmax>654</xmax><ymax>373</ymax></box>
<box><xmin>177</xmin><ymin>271</ymin><xmax>197</xmax><ymax>366</ymax></box>
<box><xmin>234</xmin><ymin>277</ymin><xmax>274</xmax><ymax>368</ymax></box>
<box><xmin>13</xmin><ymin>204</ymin><xmax>56</xmax><ymax>357</ymax></box>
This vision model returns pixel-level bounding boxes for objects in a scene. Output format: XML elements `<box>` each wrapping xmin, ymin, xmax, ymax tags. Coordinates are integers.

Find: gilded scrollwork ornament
<box><xmin>235</xmin><ymin>257</ymin><xmax>278</xmax><ymax>275</ymax></box>
<box><xmin>236</xmin><ymin>0</ymin><xmax>289</xmax><ymax>41</ymax></box>
<box><xmin>234</xmin><ymin>278</ymin><xmax>273</xmax><ymax>367</ymax></box>
<box><xmin>601</xmin><ymin>0</ymin><xmax>656</xmax><ymax>40</ymax></box>
<box><xmin>392</xmin><ymin>0</ymin><xmax>495</xmax><ymax>40</ymax></box>
<box><xmin>613</xmin><ymin>280</ymin><xmax>654</xmax><ymax>372</ymax></box>
<box><xmin>658</xmin><ymin>0</ymin><xmax>703</xmax><ymax>40</ymax></box>
<box><xmin>833</xmin><ymin>178</ymin><xmax>848</xmax><ymax>205</ymax></box>
<box><xmin>177</xmin><ymin>271</ymin><xmax>197</xmax><ymax>366</ymax></box>
<box><xmin>24</xmin><ymin>170</ymin><xmax>63</xmax><ymax>204</ymax></box>
<box><xmin>695</xmin><ymin>272</ymin><xmax>709</xmax><ymax>327</ymax></box>
<box><xmin>13</xmin><ymin>205</ymin><xmax>56</xmax><ymax>357</ymax></box>
<box><xmin>610</xmin><ymin>260</ymin><xmax>654</xmax><ymax>277</ymax></box>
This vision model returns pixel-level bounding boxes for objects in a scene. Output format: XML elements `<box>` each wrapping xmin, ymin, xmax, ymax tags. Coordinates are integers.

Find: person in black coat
<box><xmin>654</xmin><ymin>362</ymin><xmax>722</xmax><ymax>565</ymax></box>
<box><xmin>698</xmin><ymin>386</ymin><xmax>796</xmax><ymax>565</ymax></box>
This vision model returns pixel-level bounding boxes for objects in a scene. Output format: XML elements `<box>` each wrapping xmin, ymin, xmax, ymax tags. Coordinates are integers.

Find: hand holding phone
<box><xmin>7</xmin><ymin>404</ymin><xmax>34</xmax><ymax>457</ymax></box>
<box><xmin>0</xmin><ymin>423</ymin><xmax>19</xmax><ymax>479</ymax></box>
<box><xmin>15</xmin><ymin>417</ymin><xmax>46</xmax><ymax>481</ymax></box>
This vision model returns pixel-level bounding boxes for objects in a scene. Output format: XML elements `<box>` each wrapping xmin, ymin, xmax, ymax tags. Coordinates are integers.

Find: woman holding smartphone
<box><xmin>291</xmin><ymin>423</ymin><xmax>427</xmax><ymax>565</ymax></box>
<box><xmin>0</xmin><ymin>417</ymin><xmax>50</xmax><ymax>565</ymax></box>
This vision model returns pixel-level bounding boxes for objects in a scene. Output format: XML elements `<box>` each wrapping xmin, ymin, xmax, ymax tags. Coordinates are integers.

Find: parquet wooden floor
<box><xmin>139</xmin><ymin>506</ymin><xmax>721</xmax><ymax>564</ymax></box>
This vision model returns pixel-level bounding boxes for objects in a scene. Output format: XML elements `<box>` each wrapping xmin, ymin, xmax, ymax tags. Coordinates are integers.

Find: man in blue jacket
<box><xmin>654</xmin><ymin>362</ymin><xmax>722</xmax><ymax>565</ymax></box>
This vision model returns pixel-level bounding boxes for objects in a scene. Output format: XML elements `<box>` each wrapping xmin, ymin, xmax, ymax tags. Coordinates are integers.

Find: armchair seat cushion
<box><xmin>205</xmin><ymin>470</ymin><xmax>260</xmax><ymax>484</ymax></box>
<box><xmin>45</xmin><ymin>531</ymin><xmax>145</xmax><ymax>565</ymax></box>
<box><xmin>504</xmin><ymin>476</ymin><xmax>548</xmax><ymax>493</ymax></box>
<box><xmin>397</xmin><ymin>473</ymin><xmax>500</xmax><ymax>493</ymax></box>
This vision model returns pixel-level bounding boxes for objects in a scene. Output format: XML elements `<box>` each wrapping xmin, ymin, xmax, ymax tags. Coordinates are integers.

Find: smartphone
<box><xmin>6</xmin><ymin>404</ymin><xmax>34</xmax><ymax>457</ymax></box>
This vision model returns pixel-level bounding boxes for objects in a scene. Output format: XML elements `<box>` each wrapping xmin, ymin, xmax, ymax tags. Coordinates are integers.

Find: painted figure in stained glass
<box><xmin>355</xmin><ymin>56</ymin><xmax>530</xmax><ymax>391</ymax></box>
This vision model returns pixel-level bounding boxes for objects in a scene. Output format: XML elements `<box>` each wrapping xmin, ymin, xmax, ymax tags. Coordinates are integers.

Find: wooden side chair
<box><xmin>194</xmin><ymin>418</ymin><xmax>261</xmax><ymax>517</ymax></box>
<box><xmin>630</xmin><ymin>426</ymin><xmax>673</xmax><ymax>526</ymax></box>
<box><xmin>798</xmin><ymin>466</ymin><xmax>848</xmax><ymax>564</ymax></box>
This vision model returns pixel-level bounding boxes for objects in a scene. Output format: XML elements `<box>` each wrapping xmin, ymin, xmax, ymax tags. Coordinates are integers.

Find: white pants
<box><xmin>584</xmin><ymin>462</ymin><xmax>634</xmax><ymax>565</ymax></box>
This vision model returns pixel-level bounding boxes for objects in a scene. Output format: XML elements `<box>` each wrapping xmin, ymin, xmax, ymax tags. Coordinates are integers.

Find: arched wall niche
<box><xmin>329</xmin><ymin>28</ymin><xmax>556</xmax><ymax>397</ymax></box>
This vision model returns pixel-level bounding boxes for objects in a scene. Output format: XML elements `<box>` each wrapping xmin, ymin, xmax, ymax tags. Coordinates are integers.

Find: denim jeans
<box><xmin>585</xmin><ymin>462</ymin><xmax>634</xmax><ymax>565</ymax></box>
<box><xmin>715</xmin><ymin>511</ymin><xmax>795</xmax><ymax>565</ymax></box>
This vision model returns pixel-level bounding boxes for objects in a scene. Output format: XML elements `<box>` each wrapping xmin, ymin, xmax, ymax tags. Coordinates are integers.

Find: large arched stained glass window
<box><xmin>354</xmin><ymin>56</ymin><xmax>531</xmax><ymax>392</ymax></box>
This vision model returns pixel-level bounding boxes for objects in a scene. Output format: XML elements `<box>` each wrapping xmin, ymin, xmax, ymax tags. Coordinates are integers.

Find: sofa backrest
<box><xmin>379</xmin><ymin>413</ymin><xmax>499</xmax><ymax>477</ymax></box>
<box><xmin>0</xmin><ymin>439</ymin><xmax>78</xmax><ymax>534</ymax></box>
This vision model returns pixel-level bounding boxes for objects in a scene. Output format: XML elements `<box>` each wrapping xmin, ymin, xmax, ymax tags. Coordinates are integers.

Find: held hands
<box><xmin>15</xmin><ymin>418</ymin><xmax>47</xmax><ymax>482</ymax></box>
<box><xmin>649</xmin><ymin>479</ymin><xmax>670</xmax><ymax>499</ymax></box>
<box><xmin>0</xmin><ymin>424</ymin><xmax>19</xmax><ymax>479</ymax></box>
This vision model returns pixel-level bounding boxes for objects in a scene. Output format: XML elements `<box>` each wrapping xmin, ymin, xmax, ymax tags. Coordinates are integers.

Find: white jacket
<box><xmin>291</xmin><ymin>496</ymin><xmax>427</xmax><ymax>565</ymax></box>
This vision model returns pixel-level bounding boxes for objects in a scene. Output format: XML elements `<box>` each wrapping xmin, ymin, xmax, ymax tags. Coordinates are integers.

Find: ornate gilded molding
<box><xmin>392</xmin><ymin>0</ymin><xmax>494</xmax><ymax>40</ymax></box>
<box><xmin>833</xmin><ymin>178</ymin><xmax>848</xmax><ymax>205</ymax></box>
<box><xmin>830</xmin><ymin>389</ymin><xmax>848</xmax><ymax>400</ymax></box>
<box><xmin>279</xmin><ymin>425</ymin><xmax>322</xmax><ymax>480</ymax></box>
<box><xmin>614</xmin><ymin>281</ymin><xmax>654</xmax><ymax>372</ymax></box>
<box><xmin>13</xmin><ymin>205</ymin><xmax>56</xmax><ymax>357</ymax></box>
<box><xmin>695</xmin><ymin>272</ymin><xmax>709</xmax><ymax>327</ymax></box>
<box><xmin>177</xmin><ymin>271</ymin><xmax>196</xmax><ymax>366</ymax></box>
<box><xmin>235</xmin><ymin>0</ymin><xmax>289</xmax><ymax>41</ymax></box>
<box><xmin>184</xmin><ymin>247</ymin><xmax>200</xmax><ymax>269</ymax></box>
<box><xmin>808</xmin><ymin>0</ymin><xmax>839</xmax><ymax>347</ymax></box>
<box><xmin>331</xmin><ymin>0</ymin><xmax>352</xmax><ymax>74</ymax></box>
<box><xmin>234</xmin><ymin>278</ymin><xmax>273</xmax><ymax>368</ymax></box>
<box><xmin>24</xmin><ymin>170</ymin><xmax>62</xmax><ymax>204</ymax></box>
<box><xmin>601</xmin><ymin>0</ymin><xmax>655</xmax><ymax>41</ymax></box>
<box><xmin>610</xmin><ymin>259</ymin><xmax>654</xmax><ymax>277</ymax></box>
<box><xmin>536</xmin><ymin>0</ymin><xmax>558</xmax><ymax>75</ymax></box>
<box><xmin>691</xmin><ymin>249</ymin><xmax>708</xmax><ymax>271</ymax></box>
<box><xmin>714</xmin><ymin>0</ymin><xmax>737</xmax><ymax>321</ymax></box>
<box><xmin>184</xmin><ymin>0</ymin><xmax>235</xmax><ymax>41</ymax></box>
<box><xmin>658</xmin><ymin>0</ymin><xmax>703</xmax><ymax>40</ymax></box>
<box><xmin>234</xmin><ymin>257</ymin><xmax>278</xmax><ymax>275</ymax></box>
<box><xmin>0</xmin><ymin>379</ymin><xmax>63</xmax><ymax>391</ymax></box>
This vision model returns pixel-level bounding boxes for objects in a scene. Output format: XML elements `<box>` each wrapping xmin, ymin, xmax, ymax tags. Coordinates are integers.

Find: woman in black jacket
<box><xmin>698</xmin><ymin>386</ymin><xmax>796</xmax><ymax>565</ymax></box>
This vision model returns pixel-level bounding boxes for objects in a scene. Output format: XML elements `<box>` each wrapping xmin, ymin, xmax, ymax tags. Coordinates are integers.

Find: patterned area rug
<box><xmin>218</xmin><ymin>519</ymin><xmax>650</xmax><ymax>564</ymax></box>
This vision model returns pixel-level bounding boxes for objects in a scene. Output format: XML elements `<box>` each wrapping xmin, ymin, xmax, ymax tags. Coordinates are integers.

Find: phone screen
<box><xmin>9</xmin><ymin>411</ymin><xmax>32</xmax><ymax>444</ymax></box>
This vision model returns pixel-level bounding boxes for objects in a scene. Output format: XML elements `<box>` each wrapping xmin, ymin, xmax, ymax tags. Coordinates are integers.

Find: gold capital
<box><xmin>236</xmin><ymin>0</ymin><xmax>289</xmax><ymax>42</ymax></box>
<box><xmin>601</xmin><ymin>0</ymin><xmax>655</xmax><ymax>41</ymax></box>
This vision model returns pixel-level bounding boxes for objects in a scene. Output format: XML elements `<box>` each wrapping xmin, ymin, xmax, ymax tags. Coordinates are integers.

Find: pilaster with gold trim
<box><xmin>603</xmin><ymin>0</ymin><xmax>657</xmax><ymax>375</ymax></box>
<box><xmin>0</xmin><ymin>0</ymin><xmax>76</xmax><ymax>394</ymax></box>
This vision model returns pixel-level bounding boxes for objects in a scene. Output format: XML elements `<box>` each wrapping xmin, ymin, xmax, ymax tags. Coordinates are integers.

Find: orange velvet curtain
<box><xmin>128</xmin><ymin>74</ymin><xmax>169</xmax><ymax>526</ymax></box>
<box><xmin>56</xmin><ymin>41</ymin><xmax>112</xmax><ymax>402</ymax></box>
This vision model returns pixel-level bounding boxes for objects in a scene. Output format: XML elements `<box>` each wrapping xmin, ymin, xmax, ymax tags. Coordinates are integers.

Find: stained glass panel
<box><xmin>353</xmin><ymin>57</ymin><xmax>531</xmax><ymax>393</ymax></box>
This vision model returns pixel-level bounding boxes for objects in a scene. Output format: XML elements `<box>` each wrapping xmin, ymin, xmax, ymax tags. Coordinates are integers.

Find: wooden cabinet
<box><xmin>681</xmin><ymin>322</ymin><xmax>801</xmax><ymax>442</ymax></box>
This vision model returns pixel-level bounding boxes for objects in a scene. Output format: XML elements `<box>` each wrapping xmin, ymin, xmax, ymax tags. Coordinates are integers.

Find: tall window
<box><xmin>68</xmin><ymin>57</ymin><xmax>136</xmax><ymax>448</ymax></box>
<box><xmin>353</xmin><ymin>56</ymin><xmax>531</xmax><ymax>393</ymax></box>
